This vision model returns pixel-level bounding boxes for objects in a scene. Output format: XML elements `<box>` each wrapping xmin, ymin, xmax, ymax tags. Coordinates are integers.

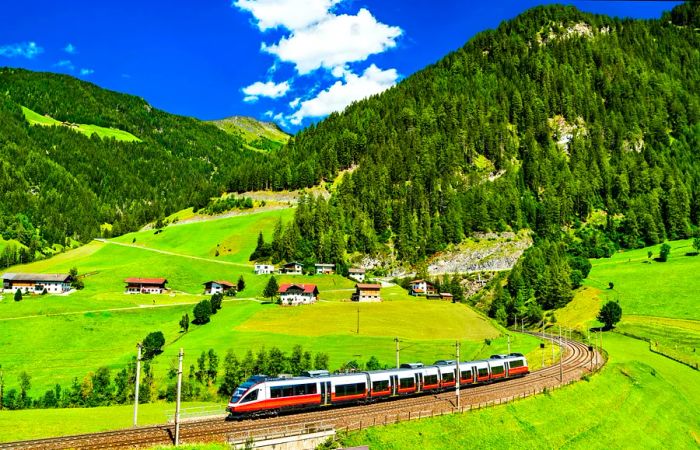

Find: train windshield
<box><xmin>230</xmin><ymin>381</ymin><xmax>256</xmax><ymax>403</ymax></box>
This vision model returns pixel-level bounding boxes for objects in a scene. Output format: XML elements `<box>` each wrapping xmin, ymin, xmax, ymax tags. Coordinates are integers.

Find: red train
<box><xmin>227</xmin><ymin>353</ymin><xmax>528</xmax><ymax>418</ymax></box>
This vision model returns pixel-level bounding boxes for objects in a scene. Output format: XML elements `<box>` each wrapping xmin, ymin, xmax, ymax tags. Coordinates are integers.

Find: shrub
<box><xmin>193</xmin><ymin>299</ymin><xmax>212</xmax><ymax>324</ymax></box>
<box><xmin>14</xmin><ymin>289</ymin><xmax>22</xmax><ymax>301</ymax></box>
<box><xmin>142</xmin><ymin>331</ymin><xmax>165</xmax><ymax>359</ymax></box>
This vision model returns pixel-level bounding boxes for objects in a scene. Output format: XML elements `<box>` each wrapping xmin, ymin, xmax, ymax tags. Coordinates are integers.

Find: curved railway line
<box><xmin>0</xmin><ymin>334</ymin><xmax>603</xmax><ymax>449</ymax></box>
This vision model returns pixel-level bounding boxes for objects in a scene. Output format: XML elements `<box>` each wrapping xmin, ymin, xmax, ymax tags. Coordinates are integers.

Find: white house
<box><xmin>348</xmin><ymin>268</ymin><xmax>366</xmax><ymax>282</ymax></box>
<box><xmin>408</xmin><ymin>279</ymin><xmax>436</xmax><ymax>296</ymax></box>
<box><xmin>278</xmin><ymin>283</ymin><xmax>319</xmax><ymax>306</ymax></box>
<box><xmin>254</xmin><ymin>264</ymin><xmax>275</xmax><ymax>275</ymax></box>
<box><xmin>124</xmin><ymin>277</ymin><xmax>168</xmax><ymax>294</ymax></box>
<box><xmin>2</xmin><ymin>273</ymin><xmax>73</xmax><ymax>294</ymax></box>
<box><xmin>203</xmin><ymin>280</ymin><xmax>235</xmax><ymax>295</ymax></box>
<box><xmin>314</xmin><ymin>263</ymin><xmax>335</xmax><ymax>275</ymax></box>
<box><xmin>280</xmin><ymin>262</ymin><xmax>303</xmax><ymax>275</ymax></box>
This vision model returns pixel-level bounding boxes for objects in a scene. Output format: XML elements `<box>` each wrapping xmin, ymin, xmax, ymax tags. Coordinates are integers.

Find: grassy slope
<box><xmin>0</xmin><ymin>401</ymin><xmax>219</xmax><ymax>442</ymax></box>
<box><xmin>21</xmin><ymin>105</ymin><xmax>141</xmax><ymax>142</ymax></box>
<box><xmin>212</xmin><ymin>116</ymin><xmax>289</xmax><ymax>152</ymax></box>
<box><xmin>584</xmin><ymin>238</ymin><xmax>700</xmax><ymax>319</ymax></box>
<box><xmin>0</xmin><ymin>208</ymin><xmax>539</xmax><ymax>402</ymax></box>
<box><xmin>343</xmin><ymin>333</ymin><xmax>700</xmax><ymax>449</ymax></box>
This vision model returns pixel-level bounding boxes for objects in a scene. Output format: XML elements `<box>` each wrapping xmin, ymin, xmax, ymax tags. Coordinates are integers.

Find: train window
<box><xmin>491</xmin><ymin>365</ymin><xmax>504</xmax><ymax>375</ymax></box>
<box><xmin>442</xmin><ymin>372</ymin><xmax>454</xmax><ymax>382</ymax></box>
<box><xmin>372</xmin><ymin>380</ymin><xmax>389</xmax><ymax>391</ymax></box>
<box><xmin>336</xmin><ymin>382</ymin><xmax>366</xmax><ymax>397</ymax></box>
<box><xmin>240</xmin><ymin>389</ymin><xmax>258</xmax><ymax>403</ymax></box>
<box><xmin>510</xmin><ymin>360</ymin><xmax>524</xmax><ymax>368</ymax></box>
<box><xmin>461</xmin><ymin>370</ymin><xmax>472</xmax><ymax>380</ymax></box>
<box><xmin>294</xmin><ymin>383</ymin><xmax>317</xmax><ymax>395</ymax></box>
<box><xmin>424</xmin><ymin>375</ymin><xmax>438</xmax><ymax>385</ymax></box>
<box><xmin>399</xmin><ymin>378</ymin><xmax>415</xmax><ymax>389</ymax></box>
<box><xmin>478</xmin><ymin>368</ymin><xmax>489</xmax><ymax>377</ymax></box>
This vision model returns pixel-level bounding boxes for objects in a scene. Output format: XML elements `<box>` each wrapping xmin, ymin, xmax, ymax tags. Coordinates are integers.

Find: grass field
<box><xmin>22</xmin><ymin>105</ymin><xmax>141</xmax><ymax>142</ymax></box>
<box><xmin>342</xmin><ymin>333</ymin><xmax>700</xmax><ymax>449</ymax></box>
<box><xmin>584</xmin><ymin>238</ymin><xmax>700</xmax><ymax>319</ymax></box>
<box><xmin>0</xmin><ymin>401</ymin><xmax>220</xmax><ymax>442</ymax></box>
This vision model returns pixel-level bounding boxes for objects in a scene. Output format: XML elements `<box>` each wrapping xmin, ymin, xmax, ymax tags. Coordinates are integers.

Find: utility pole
<box><xmin>507</xmin><ymin>335</ymin><xmax>511</xmax><ymax>354</ymax></box>
<box><xmin>541</xmin><ymin>322</ymin><xmax>545</xmax><ymax>368</ymax></box>
<box><xmin>551</xmin><ymin>330</ymin><xmax>555</xmax><ymax>365</ymax></box>
<box><xmin>133</xmin><ymin>343</ymin><xmax>142</xmax><ymax>427</ymax></box>
<box><xmin>455</xmin><ymin>341</ymin><xmax>461</xmax><ymax>410</ymax></box>
<box><xmin>559</xmin><ymin>325</ymin><xmax>563</xmax><ymax>383</ymax></box>
<box><xmin>395</xmin><ymin>337</ymin><xmax>400</xmax><ymax>368</ymax></box>
<box><xmin>521</xmin><ymin>319</ymin><xmax>524</xmax><ymax>334</ymax></box>
<box><xmin>174</xmin><ymin>348</ymin><xmax>184</xmax><ymax>446</ymax></box>
<box><xmin>356</xmin><ymin>306</ymin><xmax>360</xmax><ymax>335</ymax></box>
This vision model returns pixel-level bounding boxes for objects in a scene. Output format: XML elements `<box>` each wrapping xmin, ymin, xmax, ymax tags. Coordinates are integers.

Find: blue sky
<box><xmin>0</xmin><ymin>1</ymin><xmax>678</xmax><ymax>132</ymax></box>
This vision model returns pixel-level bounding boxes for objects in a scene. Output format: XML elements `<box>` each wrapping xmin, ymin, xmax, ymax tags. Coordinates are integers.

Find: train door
<box><xmin>505</xmin><ymin>361</ymin><xmax>510</xmax><ymax>378</ymax></box>
<box><xmin>390</xmin><ymin>375</ymin><xmax>398</xmax><ymax>396</ymax></box>
<box><xmin>415</xmin><ymin>373</ymin><xmax>423</xmax><ymax>393</ymax></box>
<box><xmin>472</xmin><ymin>366</ymin><xmax>477</xmax><ymax>383</ymax></box>
<box><xmin>320</xmin><ymin>381</ymin><xmax>331</xmax><ymax>405</ymax></box>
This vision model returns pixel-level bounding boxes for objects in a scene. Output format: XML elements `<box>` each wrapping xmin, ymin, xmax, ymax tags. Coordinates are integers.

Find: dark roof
<box><xmin>124</xmin><ymin>277</ymin><xmax>167</xmax><ymax>285</ymax></box>
<box><xmin>2</xmin><ymin>273</ymin><xmax>71</xmax><ymax>282</ymax></box>
<box><xmin>202</xmin><ymin>280</ymin><xmax>234</xmax><ymax>287</ymax></box>
<box><xmin>283</xmin><ymin>261</ymin><xmax>303</xmax><ymax>267</ymax></box>
<box><xmin>278</xmin><ymin>283</ymin><xmax>318</xmax><ymax>294</ymax></box>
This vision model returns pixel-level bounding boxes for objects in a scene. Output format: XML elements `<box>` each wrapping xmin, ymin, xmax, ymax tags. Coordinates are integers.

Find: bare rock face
<box><xmin>426</xmin><ymin>231</ymin><xmax>532</xmax><ymax>275</ymax></box>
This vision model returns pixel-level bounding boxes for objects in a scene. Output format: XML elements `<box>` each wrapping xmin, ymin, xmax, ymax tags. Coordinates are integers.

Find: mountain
<box><xmin>212</xmin><ymin>116</ymin><xmax>290</xmax><ymax>152</ymax></box>
<box><xmin>245</xmin><ymin>3</ymin><xmax>700</xmax><ymax>317</ymax></box>
<box><xmin>0</xmin><ymin>68</ymin><xmax>268</xmax><ymax>264</ymax></box>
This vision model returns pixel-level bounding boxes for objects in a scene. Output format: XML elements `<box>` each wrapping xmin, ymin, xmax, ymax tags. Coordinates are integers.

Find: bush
<box><xmin>210</xmin><ymin>293</ymin><xmax>223</xmax><ymax>314</ymax></box>
<box><xmin>14</xmin><ymin>289</ymin><xmax>22</xmax><ymax>301</ymax></box>
<box><xmin>142</xmin><ymin>331</ymin><xmax>165</xmax><ymax>359</ymax></box>
<box><xmin>193</xmin><ymin>299</ymin><xmax>212</xmax><ymax>324</ymax></box>
<box><xmin>597</xmin><ymin>301</ymin><xmax>622</xmax><ymax>330</ymax></box>
<box><xmin>659</xmin><ymin>243</ymin><xmax>671</xmax><ymax>262</ymax></box>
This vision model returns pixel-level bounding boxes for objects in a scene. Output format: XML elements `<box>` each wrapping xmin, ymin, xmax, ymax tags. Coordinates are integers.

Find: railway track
<box><xmin>0</xmin><ymin>334</ymin><xmax>602</xmax><ymax>449</ymax></box>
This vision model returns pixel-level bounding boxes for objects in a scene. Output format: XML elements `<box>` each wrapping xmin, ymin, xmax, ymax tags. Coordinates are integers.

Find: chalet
<box><xmin>254</xmin><ymin>264</ymin><xmax>275</xmax><ymax>275</ymax></box>
<box><xmin>279</xmin><ymin>262</ymin><xmax>303</xmax><ymax>275</ymax></box>
<box><xmin>203</xmin><ymin>280</ymin><xmax>235</xmax><ymax>295</ymax></box>
<box><xmin>408</xmin><ymin>279</ymin><xmax>436</xmax><ymax>296</ymax></box>
<box><xmin>124</xmin><ymin>278</ymin><xmax>168</xmax><ymax>294</ymax></box>
<box><xmin>278</xmin><ymin>283</ymin><xmax>319</xmax><ymax>306</ymax></box>
<box><xmin>348</xmin><ymin>268</ymin><xmax>366</xmax><ymax>282</ymax></box>
<box><xmin>1</xmin><ymin>273</ymin><xmax>72</xmax><ymax>294</ymax></box>
<box><xmin>351</xmin><ymin>283</ymin><xmax>382</xmax><ymax>302</ymax></box>
<box><xmin>440</xmin><ymin>292</ymin><xmax>454</xmax><ymax>301</ymax></box>
<box><xmin>314</xmin><ymin>263</ymin><xmax>335</xmax><ymax>275</ymax></box>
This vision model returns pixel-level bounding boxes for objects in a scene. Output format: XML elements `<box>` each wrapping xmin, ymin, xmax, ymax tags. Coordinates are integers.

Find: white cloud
<box><xmin>64</xmin><ymin>43</ymin><xmax>77</xmax><ymax>54</ymax></box>
<box><xmin>288</xmin><ymin>97</ymin><xmax>300</xmax><ymax>108</ymax></box>
<box><xmin>289</xmin><ymin>64</ymin><xmax>398</xmax><ymax>124</ymax></box>
<box><xmin>242</xmin><ymin>79</ymin><xmax>291</xmax><ymax>102</ymax></box>
<box><xmin>80</xmin><ymin>68</ymin><xmax>94</xmax><ymax>76</ymax></box>
<box><xmin>233</xmin><ymin>0</ymin><xmax>340</xmax><ymax>32</ymax></box>
<box><xmin>0</xmin><ymin>42</ymin><xmax>43</xmax><ymax>59</ymax></box>
<box><xmin>53</xmin><ymin>60</ymin><xmax>75</xmax><ymax>71</ymax></box>
<box><xmin>263</xmin><ymin>110</ymin><xmax>274</xmax><ymax>118</ymax></box>
<box><xmin>263</xmin><ymin>8</ymin><xmax>401</xmax><ymax>75</ymax></box>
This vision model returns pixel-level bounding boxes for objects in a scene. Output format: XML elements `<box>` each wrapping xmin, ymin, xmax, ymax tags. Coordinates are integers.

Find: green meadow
<box><xmin>0</xmin><ymin>206</ymin><xmax>539</xmax><ymax>437</ymax></box>
<box><xmin>343</xmin><ymin>333</ymin><xmax>700</xmax><ymax>449</ymax></box>
<box><xmin>21</xmin><ymin>105</ymin><xmax>142</xmax><ymax>142</ymax></box>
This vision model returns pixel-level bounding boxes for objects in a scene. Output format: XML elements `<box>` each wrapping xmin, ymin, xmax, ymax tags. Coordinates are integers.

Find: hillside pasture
<box><xmin>22</xmin><ymin>105</ymin><xmax>141</xmax><ymax>142</ymax></box>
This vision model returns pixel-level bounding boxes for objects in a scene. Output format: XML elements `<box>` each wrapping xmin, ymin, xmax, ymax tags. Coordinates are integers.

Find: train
<box><xmin>226</xmin><ymin>353</ymin><xmax>528</xmax><ymax>418</ymax></box>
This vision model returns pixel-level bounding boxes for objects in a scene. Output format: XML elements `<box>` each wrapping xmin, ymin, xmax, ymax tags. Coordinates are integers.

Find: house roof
<box><xmin>283</xmin><ymin>261</ymin><xmax>303</xmax><ymax>267</ymax></box>
<box><xmin>203</xmin><ymin>280</ymin><xmax>235</xmax><ymax>288</ymax></box>
<box><xmin>278</xmin><ymin>283</ymin><xmax>318</xmax><ymax>294</ymax></box>
<box><xmin>2</xmin><ymin>273</ymin><xmax>71</xmax><ymax>282</ymax></box>
<box><xmin>315</xmin><ymin>263</ymin><xmax>335</xmax><ymax>267</ymax></box>
<box><xmin>410</xmin><ymin>279</ymin><xmax>434</xmax><ymax>286</ymax></box>
<box><xmin>440</xmin><ymin>292</ymin><xmax>453</xmax><ymax>297</ymax></box>
<box><xmin>124</xmin><ymin>277</ymin><xmax>167</xmax><ymax>285</ymax></box>
<box><xmin>356</xmin><ymin>283</ymin><xmax>381</xmax><ymax>290</ymax></box>
<box><xmin>349</xmin><ymin>268</ymin><xmax>366</xmax><ymax>273</ymax></box>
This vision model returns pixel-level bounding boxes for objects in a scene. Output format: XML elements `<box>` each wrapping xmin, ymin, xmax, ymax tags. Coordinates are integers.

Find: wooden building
<box><xmin>203</xmin><ymin>280</ymin><xmax>235</xmax><ymax>295</ymax></box>
<box><xmin>278</xmin><ymin>283</ymin><xmax>319</xmax><ymax>306</ymax></box>
<box><xmin>314</xmin><ymin>263</ymin><xmax>335</xmax><ymax>275</ymax></box>
<box><xmin>351</xmin><ymin>283</ymin><xmax>382</xmax><ymax>302</ymax></box>
<box><xmin>124</xmin><ymin>277</ymin><xmax>168</xmax><ymax>294</ymax></box>
<box><xmin>1</xmin><ymin>273</ymin><xmax>73</xmax><ymax>294</ymax></box>
<box><xmin>408</xmin><ymin>279</ymin><xmax>436</xmax><ymax>296</ymax></box>
<box><xmin>279</xmin><ymin>262</ymin><xmax>303</xmax><ymax>275</ymax></box>
<box><xmin>348</xmin><ymin>268</ymin><xmax>366</xmax><ymax>282</ymax></box>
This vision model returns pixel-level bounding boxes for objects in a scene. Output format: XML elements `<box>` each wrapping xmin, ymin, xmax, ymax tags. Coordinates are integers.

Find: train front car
<box><xmin>505</xmin><ymin>353</ymin><xmax>529</xmax><ymax>377</ymax></box>
<box><xmin>227</xmin><ymin>375</ymin><xmax>267</xmax><ymax>418</ymax></box>
<box><xmin>227</xmin><ymin>375</ymin><xmax>325</xmax><ymax>418</ymax></box>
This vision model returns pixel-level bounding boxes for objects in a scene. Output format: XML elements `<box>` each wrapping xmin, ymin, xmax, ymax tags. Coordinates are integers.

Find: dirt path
<box><xmin>94</xmin><ymin>239</ymin><xmax>251</xmax><ymax>268</ymax></box>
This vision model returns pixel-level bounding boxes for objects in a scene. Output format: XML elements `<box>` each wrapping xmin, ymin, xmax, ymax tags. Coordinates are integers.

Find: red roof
<box><xmin>356</xmin><ymin>283</ymin><xmax>381</xmax><ymax>290</ymax></box>
<box><xmin>278</xmin><ymin>283</ymin><xmax>318</xmax><ymax>294</ymax></box>
<box><xmin>203</xmin><ymin>280</ymin><xmax>234</xmax><ymax>287</ymax></box>
<box><xmin>124</xmin><ymin>277</ymin><xmax>167</xmax><ymax>285</ymax></box>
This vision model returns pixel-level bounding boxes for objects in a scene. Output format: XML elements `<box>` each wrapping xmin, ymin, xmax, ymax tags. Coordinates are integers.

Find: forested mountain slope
<box><xmin>0</xmin><ymin>68</ymin><xmax>268</xmax><ymax>263</ymax></box>
<box><xmin>248</xmin><ymin>3</ymin><xmax>700</xmax><ymax>265</ymax></box>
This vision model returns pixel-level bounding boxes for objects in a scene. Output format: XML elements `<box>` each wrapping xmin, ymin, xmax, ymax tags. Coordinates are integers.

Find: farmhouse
<box><xmin>348</xmin><ymin>268</ymin><xmax>366</xmax><ymax>282</ymax></box>
<box><xmin>254</xmin><ymin>264</ymin><xmax>275</xmax><ymax>275</ymax></box>
<box><xmin>124</xmin><ymin>277</ymin><xmax>168</xmax><ymax>294</ymax></box>
<box><xmin>408</xmin><ymin>279</ymin><xmax>436</xmax><ymax>296</ymax></box>
<box><xmin>279</xmin><ymin>262</ymin><xmax>303</xmax><ymax>275</ymax></box>
<box><xmin>440</xmin><ymin>292</ymin><xmax>454</xmax><ymax>301</ymax></box>
<box><xmin>203</xmin><ymin>280</ymin><xmax>235</xmax><ymax>295</ymax></box>
<box><xmin>314</xmin><ymin>263</ymin><xmax>335</xmax><ymax>275</ymax></box>
<box><xmin>278</xmin><ymin>283</ymin><xmax>319</xmax><ymax>306</ymax></box>
<box><xmin>1</xmin><ymin>273</ymin><xmax>73</xmax><ymax>294</ymax></box>
<box><xmin>351</xmin><ymin>283</ymin><xmax>382</xmax><ymax>302</ymax></box>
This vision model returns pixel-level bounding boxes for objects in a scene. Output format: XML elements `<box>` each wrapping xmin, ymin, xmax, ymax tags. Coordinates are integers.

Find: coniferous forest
<box><xmin>1</xmin><ymin>4</ymin><xmax>699</xmax><ymax>318</ymax></box>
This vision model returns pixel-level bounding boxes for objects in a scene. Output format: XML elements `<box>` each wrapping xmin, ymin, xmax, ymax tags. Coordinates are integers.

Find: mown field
<box><xmin>342</xmin><ymin>333</ymin><xmax>700</xmax><ymax>449</ymax></box>
<box><xmin>0</xmin><ymin>207</ymin><xmax>540</xmax><ymax>442</ymax></box>
<box><xmin>22</xmin><ymin>105</ymin><xmax>142</xmax><ymax>142</ymax></box>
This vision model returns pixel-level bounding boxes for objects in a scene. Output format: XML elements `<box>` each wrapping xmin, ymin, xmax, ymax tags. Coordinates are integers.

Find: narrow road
<box><xmin>93</xmin><ymin>239</ymin><xmax>251</xmax><ymax>268</ymax></box>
